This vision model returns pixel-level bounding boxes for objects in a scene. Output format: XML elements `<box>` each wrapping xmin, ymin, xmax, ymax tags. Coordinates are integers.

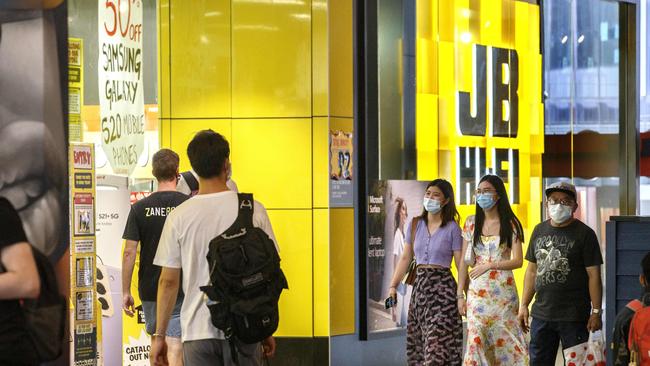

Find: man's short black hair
<box><xmin>643</xmin><ymin>252</ymin><xmax>650</xmax><ymax>289</ymax></box>
<box><xmin>152</xmin><ymin>148</ymin><xmax>179</xmax><ymax>182</ymax></box>
<box><xmin>187</xmin><ymin>130</ymin><xmax>230</xmax><ymax>179</ymax></box>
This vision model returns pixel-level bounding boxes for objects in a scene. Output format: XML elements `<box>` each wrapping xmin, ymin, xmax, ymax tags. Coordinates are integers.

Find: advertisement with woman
<box><xmin>0</xmin><ymin>2</ymin><xmax>69</xmax><ymax>365</ymax></box>
<box><xmin>367</xmin><ymin>180</ymin><xmax>428</xmax><ymax>333</ymax></box>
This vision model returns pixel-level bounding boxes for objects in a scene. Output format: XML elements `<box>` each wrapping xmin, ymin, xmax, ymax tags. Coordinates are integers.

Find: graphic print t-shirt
<box><xmin>525</xmin><ymin>219</ymin><xmax>603</xmax><ymax>322</ymax></box>
<box><xmin>123</xmin><ymin>191</ymin><xmax>188</xmax><ymax>301</ymax></box>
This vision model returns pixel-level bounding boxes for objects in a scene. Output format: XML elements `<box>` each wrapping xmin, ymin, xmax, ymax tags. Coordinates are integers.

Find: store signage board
<box><xmin>455</xmin><ymin>44</ymin><xmax>522</xmax><ymax>205</ymax></box>
<box><xmin>98</xmin><ymin>0</ymin><xmax>145</xmax><ymax>176</ymax></box>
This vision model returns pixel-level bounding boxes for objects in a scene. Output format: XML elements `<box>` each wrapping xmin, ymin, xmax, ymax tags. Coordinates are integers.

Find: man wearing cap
<box><xmin>517</xmin><ymin>181</ymin><xmax>603</xmax><ymax>365</ymax></box>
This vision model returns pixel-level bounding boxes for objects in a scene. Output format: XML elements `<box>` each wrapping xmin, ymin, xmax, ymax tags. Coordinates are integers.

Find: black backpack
<box><xmin>200</xmin><ymin>193</ymin><xmax>288</xmax><ymax>347</ymax></box>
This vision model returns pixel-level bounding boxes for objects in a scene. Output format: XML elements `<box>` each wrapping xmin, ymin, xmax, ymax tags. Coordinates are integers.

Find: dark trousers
<box><xmin>183</xmin><ymin>339</ymin><xmax>262</xmax><ymax>366</ymax></box>
<box><xmin>529</xmin><ymin>317</ymin><xmax>589</xmax><ymax>366</ymax></box>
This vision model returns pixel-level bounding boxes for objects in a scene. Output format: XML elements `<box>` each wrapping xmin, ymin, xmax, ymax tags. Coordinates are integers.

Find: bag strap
<box><xmin>181</xmin><ymin>171</ymin><xmax>199</xmax><ymax>192</ymax></box>
<box><xmin>627</xmin><ymin>299</ymin><xmax>644</xmax><ymax>313</ymax></box>
<box><xmin>409</xmin><ymin>217</ymin><xmax>420</xmax><ymax>246</ymax></box>
<box><xmin>235</xmin><ymin>193</ymin><xmax>254</xmax><ymax>229</ymax></box>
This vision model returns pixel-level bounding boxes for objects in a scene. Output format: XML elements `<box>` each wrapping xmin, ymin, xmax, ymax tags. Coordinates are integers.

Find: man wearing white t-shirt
<box><xmin>151</xmin><ymin>130</ymin><xmax>278</xmax><ymax>366</ymax></box>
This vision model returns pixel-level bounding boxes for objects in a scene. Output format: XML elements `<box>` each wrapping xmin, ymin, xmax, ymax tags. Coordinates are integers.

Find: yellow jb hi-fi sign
<box><xmin>416</xmin><ymin>0</ymin><xmax>544</xmax><ymax>286</ymax></box>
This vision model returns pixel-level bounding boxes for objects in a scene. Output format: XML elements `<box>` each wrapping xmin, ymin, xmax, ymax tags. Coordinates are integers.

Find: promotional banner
<box><xmin>96</xmin><ymin>175</ymin><xmax>130</xmax><ymax>366</ymax></box>
<box><xmin>98</xmin><ymin>0</ymin><xmax>145</xmax><ymax>176</ymax></box>
<box><xmin>123</xmin><ymin>192</ymin><xmax>154</xmax><ymax>366</ymax></box>
<box><xmin>366</xmin><ymin>180</ymin><xmax>428</xmax><ymax>334</ymax></box>
<box><xmin>70</xmin><ymin>143</ymin><xmax>98</xmax><ymax>366</ymax></box>
<box><xmin>1</xmin><ymin>4</ymin><xmax>70</xmax><ymax>364</ymax></box>
<box><xmin>329</xmin><ymin>130</ymin><xmax>354</xmax><ymax>207</ymax></box>
<box><xmin>69</xmin><ymin>38</ymin><xmax>83</xmax><ymax>142</ymax></box>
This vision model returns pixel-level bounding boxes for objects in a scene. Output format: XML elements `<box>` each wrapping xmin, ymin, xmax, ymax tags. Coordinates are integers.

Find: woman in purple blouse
<box><xmin>389</xmin><ymin>179</ymin><xmax>464</xmax><ymax>366</ymax></box>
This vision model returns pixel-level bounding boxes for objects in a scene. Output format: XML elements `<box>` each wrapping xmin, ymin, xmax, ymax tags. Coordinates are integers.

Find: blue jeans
<box><xmin>142</xmin><ymin>296</ymin><xmax>183</xmax><ymax>338</ymax></box>
<box><xmin>529</xmin><ymin>318</ymin><xmax>588</xmax><ymax>366</ymax></box>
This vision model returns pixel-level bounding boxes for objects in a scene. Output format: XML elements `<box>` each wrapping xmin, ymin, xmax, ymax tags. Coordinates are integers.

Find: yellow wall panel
<box><xmin>169</xmin><ymin>119</ymin><xmax>232</xmax><ymax>172</ymax></box>
<box><xmin>268</xmin><ymin>210</ymin><xmax>313</xmax><ymax>337</ymax></box>
<box><xmin>313</xmin><ymin>0</ymin><xmax>329</xmax><ymax>117</ymax></box>
<box><xmin>159</xmin><ymin>119</ymin><xmax>171</xmax><ymax>150</ymax></box>
<box><xmin>160</xmin><ymin>0</ymin><xmax>354</xmax><ymax>338</ymax></box>
<box><xmin>438</xmin><ymin>0</ymin><xmax>455</xmax><ymax>42</ymax></box>
<box><xmin>314</xmin><ymin>117</ymin><xmax>329</xmax><ymax>208</ymax></box>
<box><xmin>416</xmin><ymin>94</ymin><xmax>438</xmax><ymax>180</ymax></box>
<box><xmin>231</xmin><ymin>119</ymin><xmax>312</xmax><ymax>209</ymax></box>
<box><xmin>330</xmin><ymin>208</ymin><xmax>355</xmax><ymax>336</ymax></box>
<box><xmin>330</xmin><ymin>117</ymin><xmax>353</xmax><ymax>133</ymax></box>
<box><xmin>329</xmin><ymin>0</ymin><xmax>353</xmax><ymax>118</ymax></box>
<box><xmin>231</xmin><ymin>0</ymin><xmax>311</xmax><ymax>118</ymax></box>
<box><xmin>170</xmin><ymin>0</ymin><xmax>231</xmax><ymax>118</ymax></box>
<box><xmin>159</xmin><ymin>0</ymin><xmax>170</xmax><ymax>119</ymax></box>
<box><xmin>313</xmin><ymin>209</ymin><xmax>330</xmax><ymax>336</ymax></box>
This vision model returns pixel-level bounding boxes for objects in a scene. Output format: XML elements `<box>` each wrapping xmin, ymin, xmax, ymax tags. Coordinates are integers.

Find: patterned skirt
<box><xmin>407</xmin><ymin>267</ymin><xmax>463</xmax><ymax>366</ymax></box>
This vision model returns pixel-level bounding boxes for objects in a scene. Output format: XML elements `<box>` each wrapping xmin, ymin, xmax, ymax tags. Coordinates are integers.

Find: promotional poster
<box><xmin>98</xmin><ymin>0</ymin><xmax>145</xmax><ymax>175</ymax></box>
<box><xmin>0</xmin><ymin>3</ymin><xmax>70</xmax><ymax>365</ymax></box>
<box><xmin>366</xmin><ymin>180</ymin><xmax>428</xmax><ymax>334</ymax></box>
<box><xmin>330</xmin><ymin>130</ymin><xmax>354</xmax><ymax>207</ymax></box>
<box><xmin>123</xmin><ymin>191</ymin><xmax>154</xmax><ymax>366</ymax></box>
<box><xmin>70</xmin><ymin>143</ymin><xmax>99</xmax><ymax>366</ymax></box>
<box><xmin>96</xmin><ymin>194</ymin><xmax>125</xmax><ymax>366</ymax></box>
<box><xmin>69</xmin><ymin>37</ymin><xmax>83</xmax><ymax>142</ymax></box>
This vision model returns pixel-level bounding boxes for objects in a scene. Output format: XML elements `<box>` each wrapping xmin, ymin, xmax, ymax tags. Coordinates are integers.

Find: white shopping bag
<box><xmin>562</xmin><ymin>331</ymin><xmax>606</xmax><ymax>366</ymax></box>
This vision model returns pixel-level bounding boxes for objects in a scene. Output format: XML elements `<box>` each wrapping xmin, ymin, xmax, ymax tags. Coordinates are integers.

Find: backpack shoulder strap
<box><xmin>181</xmin><ymin>171</ymin><xmax>199</xmax><ymax>192</ymax></box>
<box><xmin>627</xmin><ymin>299</ymin><xmax>644</xmax><ymax>313</ymax></box>
<box><xmin>235</xmin><ymin>193</ymin><xmax>254</xmax><ymax>228</ymax></box>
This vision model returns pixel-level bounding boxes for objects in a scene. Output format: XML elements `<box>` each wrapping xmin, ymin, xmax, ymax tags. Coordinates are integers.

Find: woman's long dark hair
<box><xmin>394</xmin><ymin>197</ymin><xmax>406</xmax><ymax>232</ymax></box>
<box><xmin>420</xmin><ymin>179</ymin><xmax>460</xmax><ymax>227</ymax></box>
<box><xmin>472</xmin><ymin>175</ymin><xmax>524</xmax><ymax>248</ymax></box>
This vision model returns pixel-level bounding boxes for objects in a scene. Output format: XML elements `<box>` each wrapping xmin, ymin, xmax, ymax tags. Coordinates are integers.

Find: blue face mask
<box><xmin>476</xmin><ymin>193</ymin><xmax>497</xmax><ymax>210</ymax></box>
<box><xmin>423</xmin><ymin>197</ymin><xmax>442</xmax><ymax>214</ymax></box>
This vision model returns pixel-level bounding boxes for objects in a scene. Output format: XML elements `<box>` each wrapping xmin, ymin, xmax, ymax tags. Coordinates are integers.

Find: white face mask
<box><xmin>423</xmin><ymin>197</ymin><xmax>442</xmax><ymax>214</ymax></box>
<box><xmin>548</xmin><ymin>204</ymin><xmax>572</xmax><ymax>224</ymax></box>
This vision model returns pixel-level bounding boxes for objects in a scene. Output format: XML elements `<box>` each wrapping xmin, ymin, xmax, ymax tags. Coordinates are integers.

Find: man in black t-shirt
<box><xmin>122</xmin><ymin>149</ymin><xmax>188</xmax><ymax>366</ymax></box>
<box><xmin>0</xmin><ymin>197</ymin><xmax>41</xmax><ymax>365</ymax></box>
<box><xmin>518</xmin><ymin>182</ymin><xmax>603</xmax><ymax>365</ymax></box>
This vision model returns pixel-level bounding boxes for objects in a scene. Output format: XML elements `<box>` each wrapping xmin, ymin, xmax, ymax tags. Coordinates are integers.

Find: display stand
<box><xmin>69</xmin><ymin>143</ymin><xmax>99</xmax><ymax>366</ymax></box>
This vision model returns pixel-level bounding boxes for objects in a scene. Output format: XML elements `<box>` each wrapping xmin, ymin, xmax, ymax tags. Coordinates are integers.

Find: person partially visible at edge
<box><xmin>121</xmin><ymin>149</ymin><xmax>189</xmax><ymax>366</ymax></box>
<box><xmin>518</xmin><ymin>181</ymin><xmax>603</xmax><ymax>366</ymax></box>
<box><xmin>611</xmin><ymin>251</ymin><xmax>650</xmax><ymax>365</ymax></box>
<box><xmin>457</xmin><ymin>174</ymin><xmax>529</xmax><ymax>365</ymax></box>
<box><xmin>151</xmin><ymin>130</ymin><xmax>278</xmax><ymax>366</ymax></box>
<box><xmin>0</xmin><ymin>197</ymin><xmax>40</xmax><ymax>366</ymax></box>
<box><xmin>392</xmin><ymin>196</ymin><xmax>409</xmax><ymax>327</ymax></box>
<box><xmin>388</xmin><ymin>179</ymin><xmax>464</xmax><ymax>365</ymax></box>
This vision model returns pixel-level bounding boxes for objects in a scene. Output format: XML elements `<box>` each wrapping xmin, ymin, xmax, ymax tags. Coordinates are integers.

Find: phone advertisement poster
<box><xmin>366</xmin><ymin>180</ymin><xmax>429</xmax><ymax>334</ymax></box>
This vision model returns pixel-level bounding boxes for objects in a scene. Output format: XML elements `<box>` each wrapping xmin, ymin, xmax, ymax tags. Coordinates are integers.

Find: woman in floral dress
<box><xmin>457</xmin><ymin>175</ymin><xmax>529</xmax><ymax>365</ymax></box>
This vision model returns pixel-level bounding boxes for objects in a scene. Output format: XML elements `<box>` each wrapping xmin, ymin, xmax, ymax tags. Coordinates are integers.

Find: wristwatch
<box><xmin>592</xmin><ymin>308</ymin><xmax>601</xmax><ymax>315</ymax></box>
